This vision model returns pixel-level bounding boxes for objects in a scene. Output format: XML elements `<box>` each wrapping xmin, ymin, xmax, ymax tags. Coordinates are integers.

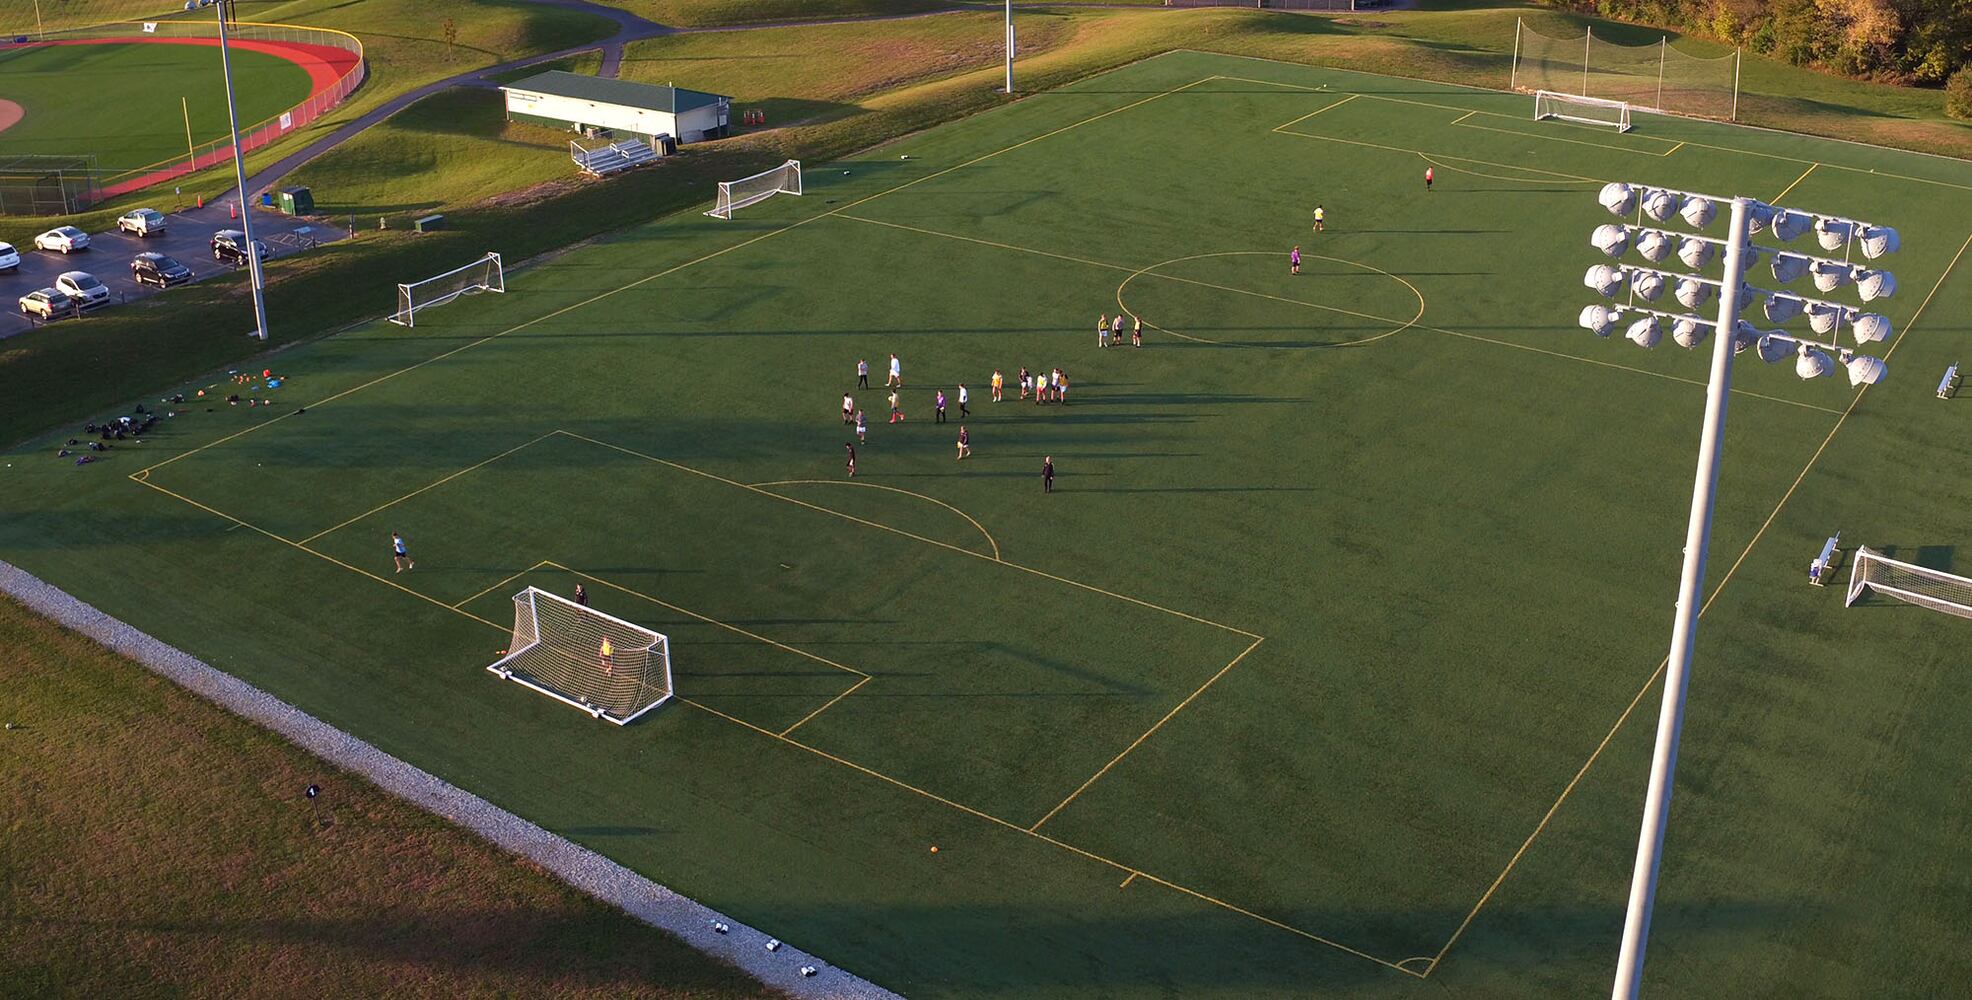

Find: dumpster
<box><xmin>277</xmin><ymin>186</ymin><xmax>315</xmax><ymax>216</ymax></box>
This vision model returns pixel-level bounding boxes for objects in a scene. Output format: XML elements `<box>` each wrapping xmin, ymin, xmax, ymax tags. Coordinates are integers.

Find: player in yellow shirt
<box><xmin>991</xmin><ymin>369</ymin><xmax>1004</xmax><ymax>402</ymax></box>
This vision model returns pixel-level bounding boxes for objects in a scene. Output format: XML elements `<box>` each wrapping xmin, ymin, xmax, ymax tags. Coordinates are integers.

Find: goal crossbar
<box><xmin>1846</xmin><ymin>546</ymin><xmax>1972</xmax><ymax>619</ymax></box>
<box><xmin>706</xmin><ymin>159</ymin><xmax>801</xmax><ymax>219</ymax></box>
<box><xmin>487</xmin><ymin>586</ymin><xmax>673</xmax><ymax>724</ymax></box>
<box><xmin>391</xmin><ymin>251</ymin><xmax>504</xmax><ymax>327</ymax></box>
<box><xmin>1534</xmin><ymin>90</ymin><xmax>1634</xmax><ymax>132</ymax></box>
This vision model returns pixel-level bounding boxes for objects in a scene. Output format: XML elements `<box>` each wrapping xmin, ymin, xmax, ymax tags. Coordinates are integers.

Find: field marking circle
<box><xmin>751</xmin><ymin>479</ymin><xmax>1001</xmax><ymax>561</ymax></box>
<box><xmin>1116</xmin><ymin>250</ymin><xmax>1425</xmax><ymax>349</ymax></box>
<box><xmin>0</xmin><ymin>99</ymin><xmax>22</xmax><ymax>135</ymax></box>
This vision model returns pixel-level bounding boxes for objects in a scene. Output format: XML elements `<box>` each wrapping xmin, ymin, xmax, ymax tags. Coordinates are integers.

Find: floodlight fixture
<box><xmin>1631</xmin><ymin>270</ymin><xmax>1667</xmax><ymax>302</ymax></box>
<box><xmin>1756</xmin><ymin>332</ymin><xmax>1794</xmax><ymax>364</ymax></box>
<box><xmin>1636</xmin><ymin>228</ymin><xmax>1674</xmax><ymax>263</ymax></box>
<box><xmin>1809</xmin><ymin>259</ymin><xmax>1854</xmax><ymax>292</ymax></box>
<box><xmin>1678</xmin><ymin>237</ymin><xmax>1716</xmax><ymax>270</ymax></box>
<box><xmin>1803</xmin><ymin>300</ymin><xmax>1846</xmax><ymax>334</ymax></box>
<box><xmin>1680</xmin><ymin>197</ymin><xmax>1717</xmax><ymax>229</ymax></box>
<box><xmin>1674</xmin><ymin>277</ymin><xmax>1714</xmax><ymax>310</ymax></box>
<box><xmin>1815</xmin><ymin>217</ymin><xmax>1853</xmax><ymax>251</ymax></box>
<box><xmin>1626</xmin><ymin>315</ymin><xmax>1664</xmax><ymax>348</ymax></box>
<box><xmin>1761</xmin><ymin>292</ymin><xmax>1804</xmax><ymax>323</ymax></box>
<box><xmin>1600</xmin><ymin>182</ymin><xmax>1637</xmax><ymax>216</ymax></box>
<box><xmin>1731</xmin><ymin>318</ymin><xmax>1760</xmax><ymax>355</ymax></box>
<box><xmin>1857</xmin><ymin>268</ymin><xmax>1897</xmax><ymax>301</ymax></box>
<box><xmin>1795</xmin><ymin>343</ymin><xmax>1837</xmax><ymax>379</ymax></box>
<box><xmin>1745</xmin><ymin>201</ymin><xmax>1776</xmax><ymax>235</ymax></box>
<box><xmin>1769</xmin><ymin>251</ymin><xmax>1811</xmax><ymax>284</ymax></box>
<box><xmin>1845</xmin><ymin>352</ymin><xmax>1887</xmax><ymax>385</ymax></box>
<box><xmin>1581</xmin><ymin>304</ymin><xmax>1620</xmax><ymax>337</ymax></box>
<box><xmin>1593</xmin><ymin>224</ymin><xmax>1630</xmax><ymax>258</ymax></box>
<box><xmin>1771</xmin><ymin>208</ymin><xmax>1813</xmax><ymax>243</ymax></box>
<box><xmin>1642</xmin><ymin>188</ymin><xmax>1682</xmax><ymax>223</ymax></box>
<box><xmin>1859</xmin><ymin>225</ymin><xmax>1900</xmax><ymax>259</ymax></box>
<box><xmin>1586</xmin><ymin>264</ymin><xmax>1625</xmax><ymax>297</ymax></box>
<box><xmin>1671</xmin><ymin>315</ymin><xmax>1711</xmax><ymax>349</ymax></box>
<box><xmin>1850</xmin><ymin>312</ymin><xmax>1891</xmax><ymax>344</ymax></box>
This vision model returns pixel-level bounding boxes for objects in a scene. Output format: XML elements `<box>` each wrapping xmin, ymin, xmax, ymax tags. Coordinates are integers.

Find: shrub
<box><xmin>1948</xmin><ymin>67</ymin><xmax>1972</xmax><ymax>120</ymax></box>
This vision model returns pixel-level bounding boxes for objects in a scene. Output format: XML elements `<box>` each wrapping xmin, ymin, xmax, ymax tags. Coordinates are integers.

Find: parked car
<box><xmin>117</xmin><ymin>209</ymin><xmax>168</xmax><ymax>237</ymax></box>
<box><xmin>0</xmin><ymin>242</ymin><xmax>18</xmax><ymax>273</ymax></box>
<box><xmin>211</xmin><ymin>229</ymin><xmax>268</xmax><ymax>266</ymax></box>
<box><xmin>18</xmin><ymin>287</ymin><xmax>73</xmax><ymax>319</ymax></box>
<box><xmin>34</xmin><ymin>226</ymin><xmax>89</xmax><ymax>253</ymax></box>
<box><xmin>55</xmin><ymin>271</ymin><xmax>110</xmax><ymax>309</ymax></box>
<box><xmin>131</xmin><ymin>251</ymin><xmax>192</xmax><ymax>288</ymax></box>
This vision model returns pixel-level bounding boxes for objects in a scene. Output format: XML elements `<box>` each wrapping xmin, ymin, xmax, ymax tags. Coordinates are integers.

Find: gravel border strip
<box><xmin>0</xmin><ymin>558</ymin><xmax>902</xmax><ymax>1000</ymax></box>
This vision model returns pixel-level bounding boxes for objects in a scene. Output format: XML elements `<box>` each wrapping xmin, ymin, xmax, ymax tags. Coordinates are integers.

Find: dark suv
<box><xmin>131</xmin><ymin>252</ymin><xmax>192</xmax><ymax>288</ymax></box>
<box><xmin>211</xmin><ymin>230</ymin><xmax>269</xmax><ymax>266</ymax></box>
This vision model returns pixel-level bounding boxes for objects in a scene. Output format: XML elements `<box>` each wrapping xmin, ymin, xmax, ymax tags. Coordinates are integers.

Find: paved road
<box><xmin>2</xmin><ymin>204</ymin><xmax>350</xmax><ymax>339</ymax></box>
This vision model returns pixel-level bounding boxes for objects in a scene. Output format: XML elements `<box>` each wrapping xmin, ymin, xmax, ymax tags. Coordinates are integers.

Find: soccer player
<box><xmin>1313</xmin><ymin>204</ymin><xmax>1325</xmax><ymax>232</ymax></box>
<box><xmin>1111</xmin><ymin>314</ymin><xmax>1125</xmax><ymax>345</ymax></box>
<box><xmin>391</xmin><ymin>532</ymin><xmax>413</xmax><ymax>573</ymax></box>
<box><xmin>956</xmin><ymin>425</ymin><xmax>970</xmax><ymax>461</ymax></box>
<box><xmin>599</xmin><ymin>636</ymin><xmax>615</xmax><ymax>675</ymax></box>
<box><xmin>888</xmin><ymin>353</ymin><xmax>902</xmax><ymax>387</ymax></box>
<box><xmin>958</xmin><ymin>383</ymin><xmax>970</xmax><ymax>417</ymax></box>
<box><xmin>1132</xmin><ymin>316</ymin><xmax>1142</xmax><ymax>348</ymax></box>
<box><xmin>1042</xmin><ymin>456</ymin><xmax>1054</xmax><ymax>493</ymax></box>
<box><xmin>935</xmin><ymin>389</ymin><xmax>947</xmax><ymax>424</ymax></box>
<box><xmin>1018</xmin><ymin>366</ymin><xmax>1031</xmax><ymax>400</ymax></box>
<box><xmin>845</xmin><ymin>441</ymin><xmax>857</xmax><ymax>477</ymax></box>
<box><xmin>1098</xmin><ymin>313</ymin><xmax>1109</xmax><ymax>347</ymax></box>
<box><xmin>855</xmin><ymin>409</ymin><xmax>867</xmax><ymax>444</ymax></box>
<box><xmin>574</xmin><ymin>584</ymin><xmax>589</xmax><ymax>607</ymax></box>
<box><xmin>857</xmin><ymin>358</ymin><xmax>869</xmax><ymax>388</ymax></box>
<box><xmin>1425</xmin><ymin>166</ymin><xmax>1434</xmax><ymax>191</ymax></box>
<box><xmin>888</xmin><ymin>389</ymin><xmax>903</xmax><ymax>423</ymax></box>
<box><xmin>992</xmin><ymin>369</ymin><xmax>1004</xmax><ymax>402</ymax></box>
<box><xmin>842</xmin><ymin>392</ymin><xmax>855</xmax><ymax>424</ymax></box>
<box><xmin>1291</xmin><ymin>245</ymin><xmax>1302</xmax><ymax>275</ymax></box>
<box><xmin>1059</xmin><ymin>372</ymin><xmax>1070</xmax><ymax>406</ymax></box>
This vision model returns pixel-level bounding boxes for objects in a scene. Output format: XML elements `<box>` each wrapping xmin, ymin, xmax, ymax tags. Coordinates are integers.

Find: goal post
<box><xmin>391</xmin><ymin>251</ymin><xmax>505</xmax><ymax>327</ymax></box>
<box><xmin>1534</xmin><ymin>90</ymin><xmax>1633</xmax><ymax>133</ymax></box>
<box><xmin>706</xmin><ymin>159</ymin><xmax>801</xmax><ymax>219</ymax></box>
<box><xmin>487</xmin><ymin>587</ymin><xmax>674</xmax><ymax>724</ymax></box>
<box><xmin>1846</xmin><ymin>547</ymin><xmax>1972</xmax><ymax>619</ymax></box>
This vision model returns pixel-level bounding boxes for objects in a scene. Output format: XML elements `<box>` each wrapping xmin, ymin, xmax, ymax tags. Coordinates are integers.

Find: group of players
<box><xmin>840</xmin><ymin>351</ymin><xmax>1075</xmax><ymax>488</ymax></box>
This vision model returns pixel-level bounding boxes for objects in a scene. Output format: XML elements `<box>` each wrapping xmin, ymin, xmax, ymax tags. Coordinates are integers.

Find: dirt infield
<box><xmin>24</xmin><ymin>36</ymin><xmax>358</xmax><ymax>92</ymax></box>
<box><xmin>0</xmin><ymin>98</ymin><xmax>21</xmax><ymax>135</ymax></box>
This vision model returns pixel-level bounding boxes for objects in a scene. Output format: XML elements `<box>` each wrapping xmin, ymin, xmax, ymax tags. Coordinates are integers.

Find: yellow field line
<box><xmin>751</xmin><ymin>479</ymin><xmax>1002</xmax><ymax>561</ymax></box>
<box><xmin>555</xmin><ymin>431</ymin><xmax>1263</xmax><ymax>639</ymax></box>
<box><xmin>779</xmin><ymin>675</ymin><xmax>873</xmax><ymax>738</ymax></box>
<box><xmin>1664</xmin><ymin>141</ymin><xmax>1687</xmax><ymax>157</ymax></box>
<box><xmin>131</xmin><ymin>76</ymin><xmax>1223</xmax><ymax>481</ymax></box>
<box><xmin>1120</xmin><ymin>871</ymin><xmax>1138</xmax><ymax>889</ymax></box>
<box><xmin>1029</xmin><ymin>636</ymin><xmax>1265</xmax><ymax>833</ymax></box>
<box><xmin>1272</xmin><ymin>92</ymin><xmax>1360</xmax><ymax>131</ymax></box>
<box><xmin>127</xmin><ymin>473</ymin><xmax>505</xmax><ymax>631</ymax></box>
<box><xmin>1426</xmin><ymin>226</ymin><xmax>1972</xmax><ymax>976</ymax></box>
<box><xmin>453</xmin><ymin>560</ymin><xmax>553</xmax><ymax>610</ymax></box>
<box><xmin>676</xmin><ymin>694</ymin><xmax>1421</xmax><ymax>976</ymax></box>
<box><xmin>299</xmin><ymin>431</ymin><xmax>560</xmax><ymax>545</ymax></box>
<box><xmin>1449</xmin><ymin>110</ymin><xmax>1476</xmax><ymax>126</ymax></box>
<box><xmin>546</xmin><ymin>561</ymin><xmax>868</xmax><ymax>679</ymax></box>
<box><xmin>1770</xmin><ymin>162</ymin><xmax>1820</xmax><ymax>203</ymax></box>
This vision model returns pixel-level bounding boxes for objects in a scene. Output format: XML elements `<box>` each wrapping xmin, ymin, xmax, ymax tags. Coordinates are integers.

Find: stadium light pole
<box><xmin>1579</xmin><ymin>184</ymin><xmax>1897</xmax><ymax>1000</ymax></box>
<box><xmin>1004</xmin><ymin>0</ymin><xmax>1014</xmax><ymax>95</ymax></box>
<box><xmin>208</xmin><ymin>0</ymin><xmax>270</xmax><ymax>341</ymax></box>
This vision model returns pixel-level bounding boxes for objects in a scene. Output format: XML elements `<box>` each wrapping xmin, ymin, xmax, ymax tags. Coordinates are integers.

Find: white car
<box><xmin>117</xmin><ymin>209</ymin><xmax>168</xmax><ymax>237</ymax></box>
<box><xmin>55</xmin><ymin>271</ymin><xmax>110</xmax><ymax>309</ymax></box>
<box><xmin>0</xmin><ymin>241</ymin><xmax>18</xmax><ymax>273</ymax></box>
<box><xmin>35</xmin><ymin>226</ymin><xmax>89</xmax><ymax>253</ymax></box>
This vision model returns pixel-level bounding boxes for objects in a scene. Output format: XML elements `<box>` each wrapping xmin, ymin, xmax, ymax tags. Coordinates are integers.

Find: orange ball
<box><xmin>929</xmin><ymin>846</ymin><xmax>939</xmax><ymax>853</ymax></box>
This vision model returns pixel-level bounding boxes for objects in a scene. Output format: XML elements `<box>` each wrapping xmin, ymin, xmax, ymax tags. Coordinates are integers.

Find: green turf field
<box><xmin>0</xmin><ymin>40</ymin><xmax>311</xmax><ymax>174</ymax></box>
<box><xmin>3</xmin><ymin>49</ymin><xmax>1970</xmax><ymax>997</ymax></box>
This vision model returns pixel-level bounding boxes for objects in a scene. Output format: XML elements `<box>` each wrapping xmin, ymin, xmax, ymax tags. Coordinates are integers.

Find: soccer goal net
<box><xmin>391</xmin><ymin>252</ymin><xmax>504</xmax><ymax>327</ymax></box>
<box><xmin>1512</xmin><ymin>18</ymin><xmax>1741</xmax><ymax>120</ymax></box>
<box><xmin>1846</xmin><ymin>547</ymin><xmax>1972</xmax><ymax>619</ymax></box>
<box><xmin>487</xmin><ymin>587</ymin><xmax>674</xmax><ymax>724</ymax></box>
<box><xmin>1535</xmin><ymin>90</ymin><xmax>1633</xmax><ymax>133</ymax></box>
<box><xmin>706</xmin><ymin>159</ymin><xmax>801</xmax><ymax>219</ymax></box>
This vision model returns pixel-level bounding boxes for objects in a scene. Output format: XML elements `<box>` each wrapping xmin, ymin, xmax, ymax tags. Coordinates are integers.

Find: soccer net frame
<box><xmin>1534</xmin><ymin>90</ymin><xmax>1633</xmax><ymax>133</ymax></box>
<box><xmin>1510</xmin><ymin>17</ymin><xmax>1741</xmax><ymax>121</ymax></box>
<box><xmin>391</xmin><ymin>252</ymin><xmax>505</xmax><ymax>327</ymax></box>
<box><xmin>1845</xmin><ymin>547</ymin><xmax>1972</xmax><ymax>620</ymax></box>
<box><xmin>706</xmin><ymin>159</ymin><xmax>801</xmax><ymax>219</ymax></box>
<box><xmin>487</xmin><ymin>586</ymin><xmax>674</xmax><ymax>724</ymax></box>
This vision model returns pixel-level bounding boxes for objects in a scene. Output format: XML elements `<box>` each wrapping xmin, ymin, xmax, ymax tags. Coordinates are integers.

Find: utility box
<box><xmin>277</xmin><ymin>186</ymin><xmax>315</xmax><ymax>215</ymax></box>
<box><xmin>413</xmin><ymin>213</ymin><xmax>444</xmax><ymax>233</ymax></box>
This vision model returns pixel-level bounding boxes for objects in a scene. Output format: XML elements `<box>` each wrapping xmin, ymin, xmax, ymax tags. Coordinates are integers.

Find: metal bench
<box><xmin>1809</xmin><ymin>533</ymin><xmax>1841</xmax><ymax>587</ymax></box>
<box><xmin>1939</xmin><ymin>363</ymin><xmax>1960</xmax><ymax>400</ymax></box>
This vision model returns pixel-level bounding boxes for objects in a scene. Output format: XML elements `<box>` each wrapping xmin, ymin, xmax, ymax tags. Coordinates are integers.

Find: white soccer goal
<box><xmin>390</xmin><ymin>251</ymin><xmax>505</xmax><ymax>327</ymax></box>
<box><xmin>706</xmin><ymin>159</ymin><xmax>801</xmax><ymax>219</ymax></box>
<box><xmin>487</xmin><ymin>586</ymin><xmax>674</xmax><ymax>724</ymax></box>
<box><xmin>1534</xmin><ymin>90</ymin><xmax>1634</xmax><ymax>133</ymax></box>
<box><xmin>1846</xmin><ymin>547</ymin><xmax>1972</xmax><ymax>619</ymax></box>
<box><xmin>1511</xmin><ymin>17</ymin><xmax>1740</xmax><ymax>120</ymax></box>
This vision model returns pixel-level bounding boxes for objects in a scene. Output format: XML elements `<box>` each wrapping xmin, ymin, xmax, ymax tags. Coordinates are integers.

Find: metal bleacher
<box><xmin>570</xmin><ymin>138</ymin><xmax>659</xmax><ymax>178</ymax></box>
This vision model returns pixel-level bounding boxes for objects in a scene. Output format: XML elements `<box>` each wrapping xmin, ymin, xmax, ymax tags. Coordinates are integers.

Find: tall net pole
<box><xmin>1657</xmin><ymin>37</ymin><xmax>1666</xmax><ymax>111</ymax></box>
<box><xmin>216</xmin><ymin>0</ymin><xmax>270</xmax><ymax>341</ymax></box>
<box><xmin>1510</xmin><ymin>17</ymin><xmax>1523</xmax><ymax>91</ymax></box>
<box><xmin>1004</xmin><ymin>0</ymin><xmax>1014</xmax><ymax>94</ymax></box>
<box><xmin>1583</xmin><ymin>26</ymin><xmax>1593</xmax><ymax>96</ymax></box>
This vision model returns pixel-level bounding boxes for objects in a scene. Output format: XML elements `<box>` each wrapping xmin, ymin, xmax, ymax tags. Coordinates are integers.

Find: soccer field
<box><xmin>5</xmin><ymin>49</ymin><xmax>1971</xmax><ymax>997</ymax></box>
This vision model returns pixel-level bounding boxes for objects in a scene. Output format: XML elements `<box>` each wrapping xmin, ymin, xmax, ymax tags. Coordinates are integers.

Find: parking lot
<box><xmin>3</xmin><ymin>203</ymin><xmax>348</xmax><ymax>338</ymax></box>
